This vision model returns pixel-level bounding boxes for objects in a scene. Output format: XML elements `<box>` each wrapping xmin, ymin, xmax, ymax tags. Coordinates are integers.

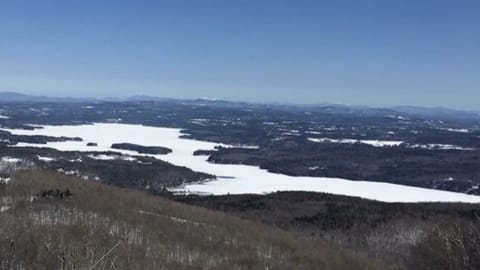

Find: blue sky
<box><xmin>0</xmin><ymin>0</ymin><xmax>478</xmax><ymax>109</ymax></box>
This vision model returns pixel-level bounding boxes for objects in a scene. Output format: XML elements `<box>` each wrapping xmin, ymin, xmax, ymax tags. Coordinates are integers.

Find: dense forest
<box><xmin>178</xmin><ymin>192</ymin><xmax>480</xmax><ymax>270</ymax></box>
<box><xmin>203</xmin><ymin>141</ymin><xmax>480</xmax><ymax>194</ymax></box>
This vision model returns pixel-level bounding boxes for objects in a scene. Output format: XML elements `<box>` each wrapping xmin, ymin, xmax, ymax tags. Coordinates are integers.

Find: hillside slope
<box><xmin>0</xmin><ymin>170</ymin><xmax>387</xmax><ymax>270</ymax></box>
<box><xmin>178</xmin><ymin>192</ymin><xmax>480</xmax><ymax>270</ymax></box>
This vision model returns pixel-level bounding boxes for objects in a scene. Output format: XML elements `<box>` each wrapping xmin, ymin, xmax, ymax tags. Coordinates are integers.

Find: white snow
<box><xmin>309</xmin><ymin>138</ymin><xmax>358</xmax><ymax>144</ymax></box>
<box><xmin>308</xmin><ymin>138</ymin><xmax>474</xmax><ymax>150</ymax></box>
<box><xmin>37</xmin><ymin>156</ymin><xmax>55</xmax><ymax>162</ymax></box>
<box><xmin>440</xmin><ymin>128</ymin><xmax>469</xmax><ymax>133</ymax></box>
<box><xmin>87</xmin><ymin>154</ymin><xmax>137</xmax><ymax>161</ymax></box>
<box><xmin>2</xmin><ymin>123</ymin><xmax>480</xmax><ymax>203</ymax></box>
<box><xmin>407</xmin><ymin>144</ymin><xmax>474</xmax><ymax>151</ymax></box>
<box><xmin>323</xmin><ymin>127</ymin><xmax>338</xmax><ymax>131</ymax></box>
<box><xmin>0</xmin><ymin>177</ymin><xmax>11</xmax><ymax>183</ymax></box>
<box><xmin>386</xmin><ymin>115</ymin><xmax>408</xmax><ymax>120</ymax></box>
<box><xmin>0</xmin><ymin>115</ymin><xmax>9</xmax><ymax>119</ymax></box>
<box><xmin>1</xmin><ymin>157</ymin><xmax>22</xmax><ymax>163</ymax></box>
<box><xmin>221</xmin><ymin>144</ymin><xmax>260</xmax><ymax>150</ymax></box>
<box><xmin>305</xmin><ymin>131</ymin><xmax>322</xmax><ymax>135</ymax></box>
<box><xmin>189</xmin><ymin>119</ymin><xmax>210</xmax><ymax>125</ymax></box>
<box><xmin>121</xmin><ymin>156</ymin><xmax>137</xmax><ymax>161</ymax></box>
<box><xmin>468</xmin><ymin>186</ymin><xmax>479</xmax><ymax>192</ymax></box>
<box><xmin>281</xmin><ymin>132</ymin><xmax>301</xmax><ymax>136</ymax></box>
<box><xmin>359</xmin><ymin>140</ymin><xmax>404</xmax><ymax>147</ymax></box>
<box><xmin>56</xmin><ymin>168</ymin><xmax>78</xmax><ymax>176</ymax></box>
<box><xmin>308</xmin><ymin>138</ymin><xmax>403</xmax><ymax>147</ymax></box>
<box><xmin>88</xmin><ymin>154</ymin><xmax>117</xmax><ymax>160</ymax></box>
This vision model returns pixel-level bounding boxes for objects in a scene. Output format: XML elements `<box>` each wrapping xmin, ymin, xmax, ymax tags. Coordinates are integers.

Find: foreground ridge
<box><xmin>0</xmin><ymin>170</ymin><xmax>384</xmax><ymax>270</ymax></box>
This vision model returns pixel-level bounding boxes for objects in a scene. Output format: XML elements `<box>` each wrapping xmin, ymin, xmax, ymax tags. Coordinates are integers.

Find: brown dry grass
<box><xmin>0</xmin><ymin>170</ymin><xmax>390</xmax><ymax>270</ymax></box>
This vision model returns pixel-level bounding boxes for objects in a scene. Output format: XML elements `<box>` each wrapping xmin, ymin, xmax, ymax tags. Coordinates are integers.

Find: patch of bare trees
<box><xmin>0</xmin><ymin>170</ymin><xmax>387</xmax><ymax>270</ymax></box>
<box><xmin>409</xmin><ymin>218</ymin><xmax>480</xmax><ymax>270</ymax></box>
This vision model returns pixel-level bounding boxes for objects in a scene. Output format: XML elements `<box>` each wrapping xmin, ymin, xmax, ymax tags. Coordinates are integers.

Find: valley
<box><xmin>2</xmin><ymin>123</ymin><xmax>480</xmax><ymax>203</ymax></box>
<box><xmin>2</xmin><ymin>99</ymin><xmax>480</xmax><ymax>197</ymax></box>
<box><xmin>1</xmin><ymin>97</ymin><xmax>480</xmax><ymax>270</ymax></box>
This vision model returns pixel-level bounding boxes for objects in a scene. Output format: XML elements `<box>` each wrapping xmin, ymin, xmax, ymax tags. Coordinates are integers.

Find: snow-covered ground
<box><xmin>308</xmin><ymin>138</ymin><xmax>404</xmax><ymax>147</ymax></box>
<box><xmin>2</xmin><ymin>123</ymin><xmax>480</xmax><ymax>203</ymax></box>
<box><xmin>87</xmin><ymin>154</ymin><xmax>137</xmax><ymax>161</ymax></box>
<box><xmin>0</xmin><ymin>177</ymin><xmax>11</xmax><ymax>183</ymax></box>
<box><xmin>406</xmin><ymin>143</ymin><xmax>474</xmax><ymax>151</ymax></box>
<box><xmin>439</xmin><ymin>128</ymin><xmax>470</xmax><ymax>133</ymax></box>
<box><xmin>37</xmin><ymin>156</ymin><xmax>55</xmax><ymax>162</ymax></box>
<box><xmin>1</xmin><ymin>157</ymin><xmax>22</xmax><ymax>163</ymax></box>
<box><xmin>308</xmin><ymin>137</ymin><xmax>474</xmax><ymax>150</ymax></box>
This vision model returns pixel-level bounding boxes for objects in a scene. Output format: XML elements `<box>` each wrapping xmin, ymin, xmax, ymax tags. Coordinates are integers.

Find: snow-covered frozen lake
<box><xmin>3</xmin><ymin>123</ymin><xmax>480</xmax><ymax>203</ymax></box>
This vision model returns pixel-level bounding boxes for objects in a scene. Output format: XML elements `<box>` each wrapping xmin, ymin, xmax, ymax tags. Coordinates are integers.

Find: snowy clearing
<box><xmin>87</xmin><ymin>154</ymin><xmax>137</xmax><ymax>161</ymax></box>
<box><xmin>0</xmin><ymin>177</ymin><xmax>11</xmax><ymax>183</ymax></box>
<box><xmin>406</xmin><ymin>144</ymin><xmax>474</xmax><ymax>151</ymax></box>
<box><xmin>37</xmin><ymin>156</ymin><xmax>55</xmax><ymax>162</ymax></box>
<box><xmin>2</xmin><ymin>123</ymin><xmax>480</xmax><ymax>203</ymax></box>
<box><xmin>439</xmin><ymin>128</ymin><xmax>469</xmax><ymax>133</ymax></box>
<box><xmin>1</xmin><ymin>157</ymin><xmax>22</xmax><ymax>163</ymax></box>
<box><xmin>308</xmin><ymin>137</ymin><xmax>473</xmax><ymax>150</ymax></box>
<box><xmin>308</xmin><ymin>138</ymin><xmax>404</xmax><ymax>147</ymax></box>
<box><xmin>220</xmin><ymin>144</ymin><xmax>260</xmax><ymax>150</ymax></box>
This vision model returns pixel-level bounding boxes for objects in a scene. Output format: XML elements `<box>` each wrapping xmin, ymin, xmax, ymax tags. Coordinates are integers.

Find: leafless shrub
<box><xmin>409</xmin><ymin>218</ymin><xmax>480</xmax><ymax>270</ymax></box>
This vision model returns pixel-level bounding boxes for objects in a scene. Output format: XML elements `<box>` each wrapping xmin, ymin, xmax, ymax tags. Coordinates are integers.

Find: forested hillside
<box><xmin>0</xmin><ymin>170</ymin><xmax>386</xmax><ymax>270</ymax></box>
<box><xmin>178</xmin><ymin>192</ymin><xmax>480</xmax><ymax>270</ymax></box>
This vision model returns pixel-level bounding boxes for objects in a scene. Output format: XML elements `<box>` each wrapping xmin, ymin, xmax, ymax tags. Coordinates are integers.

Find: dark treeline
<box><xmin>177</xmin><ymin>192</ymin><xmax>480</xmax><ymax>270</ymax></box>
<box><xmin>0</xmin><ymin>145</ymin><xmax>212</xmax><ymax>192</ymax></box>
<box><xmin>111</xmin><ymin>143</ymin><xmax>172</xmax><ymax>155</ymax></box>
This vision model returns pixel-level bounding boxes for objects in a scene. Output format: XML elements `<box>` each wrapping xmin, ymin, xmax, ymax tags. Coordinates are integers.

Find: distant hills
<box><xmin>0</xmin><ymin>91</ymin><xmax>51</xmax><ymax>102</ymax></box>
<box><xmin>0</xmin><ymin>91</ymin><xmax>478</xmax><ymax>120</ymax></box>
<box><xmin>0</xmin><ymin>91</ymin><xmax>92</xmax><ymax>103</ymax></box>
<box><xmin>392</xmin><ymin>105</ymin><xmax>480</xmax><ymax>120</ymax></box>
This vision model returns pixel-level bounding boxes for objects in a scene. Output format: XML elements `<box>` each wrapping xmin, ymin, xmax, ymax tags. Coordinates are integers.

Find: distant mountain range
<box><xmin>392</xmin><ymin>106</ymin><xmax>480</xmax><ymax>120</ymax></box>
<box><xmin>0</xmin><ymin>91</ymin><xmax>478</xmax><ymax>120</ymax></box>
<box><xmin>0</xmin><ymin>92</ymin><xmax>93</xmax><ymax>103</ymax></box>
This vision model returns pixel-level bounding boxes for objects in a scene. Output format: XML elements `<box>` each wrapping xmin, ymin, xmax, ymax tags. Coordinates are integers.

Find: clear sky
<box><xmin>0</xmin><ymin>0</ymin><xmax>478</xmax><ymax>109</ymax></box>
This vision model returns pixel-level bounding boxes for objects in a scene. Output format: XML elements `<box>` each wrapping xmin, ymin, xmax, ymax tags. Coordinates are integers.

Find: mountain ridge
<box><xmin>0</xmin><ymin>91</ymin><xmax>478</xmax><ymax>119</ymax></box>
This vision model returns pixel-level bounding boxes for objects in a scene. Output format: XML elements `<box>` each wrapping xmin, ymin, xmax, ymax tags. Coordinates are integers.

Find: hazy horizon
<box><xmin>1</xmin><ymin>1</ymin><xmax>479</xmax><ymax>109</ymax></box>
<box><xmin>3</xmin><ymin>90</ymin><xmax>480</xmax><ymax>114</ymax></box>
